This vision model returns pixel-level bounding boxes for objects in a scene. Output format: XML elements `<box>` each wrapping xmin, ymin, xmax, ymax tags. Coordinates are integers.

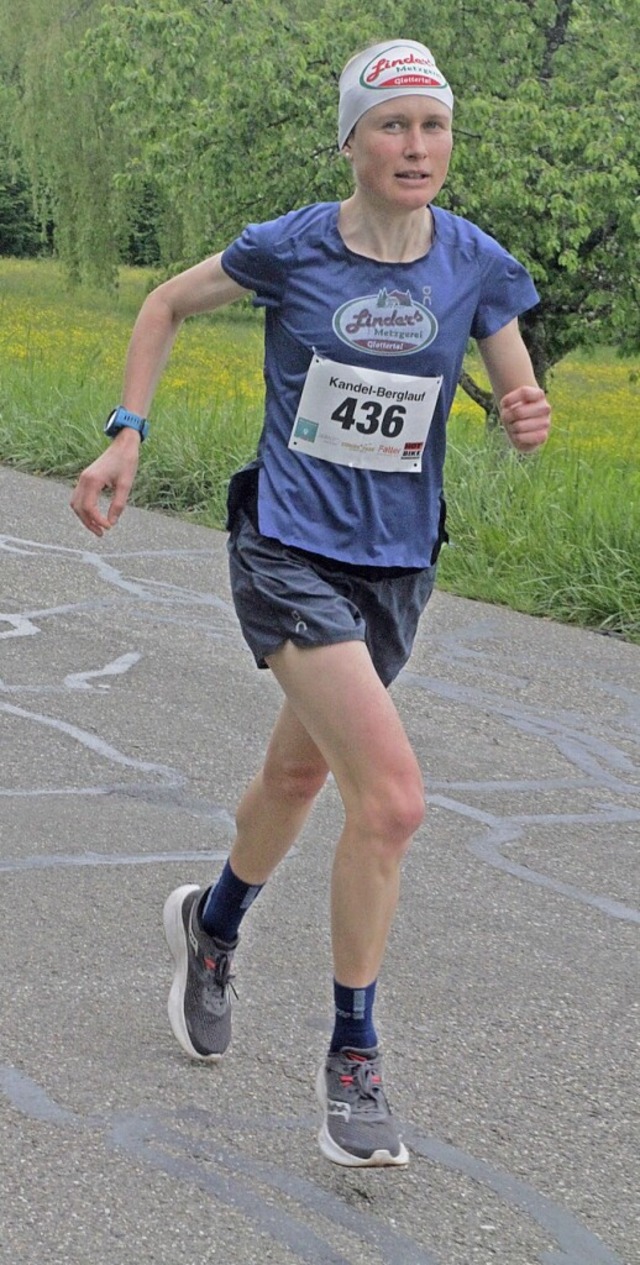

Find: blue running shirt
<box><xmin>221</xmin><ymin>202</ymin><xmax>538</xmax><ymax>568</ymax></box>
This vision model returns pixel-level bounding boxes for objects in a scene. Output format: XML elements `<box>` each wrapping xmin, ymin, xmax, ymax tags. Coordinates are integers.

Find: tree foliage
<box><xmin>439</xmin><ymin>0</ymin><xmax>640</xmax><ymax>380</ymax></box>
<box><xmin>1</xmin><ymin>0</ymin><xmax>638</xmax><ymax>382</ymax></box>
<box><xmin>0</xmin><ymin>156</ymin><xmax>41</xmax><ymax>257</ymax></box>
<box><xmin>0</xmin><ymin>75</ymin><xmax>41</xmax><ymax>257</ymax></box>
<box><xmin>0</xmin><ymin>0</ymin><xmax>146</xmax><ymax>285</ymax></box>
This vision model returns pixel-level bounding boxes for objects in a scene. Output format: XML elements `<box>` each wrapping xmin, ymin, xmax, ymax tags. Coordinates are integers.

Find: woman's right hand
<box><xmin>70</xmin><ymin>428</ymin><xmax>141</xmax><ymax>537</ymax></box>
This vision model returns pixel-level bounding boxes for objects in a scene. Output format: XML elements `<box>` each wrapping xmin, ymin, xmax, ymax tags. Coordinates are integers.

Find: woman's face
<box><xmin>343</xmin><ymin>96</ymin><xmax>453</xmax><ymax>212</ymax></box>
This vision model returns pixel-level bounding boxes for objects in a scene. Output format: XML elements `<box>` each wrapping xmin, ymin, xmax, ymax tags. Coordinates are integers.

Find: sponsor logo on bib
<box><xmin>333</xmin><ymin>288</ymin><xmax>438</xmax><ymax>356</ymax></box>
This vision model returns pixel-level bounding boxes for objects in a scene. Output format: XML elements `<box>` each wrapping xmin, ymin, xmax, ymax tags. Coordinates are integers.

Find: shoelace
<box><xmin>203</xmin><ymin>951</ymin><xmax>239</xmax><ymax>1000</ymax></box>
<box><xmin>341</xmin><ymin>1058</ymin><xmax>385</xmax><ymax>1114</ymax></box>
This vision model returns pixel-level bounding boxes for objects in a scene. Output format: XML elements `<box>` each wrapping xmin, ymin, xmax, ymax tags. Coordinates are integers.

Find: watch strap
<box><xmin>104</xmin><ymin>406</ymin><xmax>150</xmax><ymax>442</ymax></box>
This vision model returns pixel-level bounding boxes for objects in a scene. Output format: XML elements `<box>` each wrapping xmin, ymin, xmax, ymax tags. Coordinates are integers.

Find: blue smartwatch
<box><xmin>104</xmin><ymin>406</ymin><xmax>150</xmax><ymax>442</ymax></box>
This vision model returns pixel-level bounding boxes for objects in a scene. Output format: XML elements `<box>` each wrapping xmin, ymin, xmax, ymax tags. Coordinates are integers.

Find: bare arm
<box><xmin>70</xmin><ymin>254</ymin><xmax>250</xmax><ymax>536</ymax></box>
<box><xmin>477</xmin><ymin>318</ymin><xmax>551</xmax><ymax>453</ymax></box>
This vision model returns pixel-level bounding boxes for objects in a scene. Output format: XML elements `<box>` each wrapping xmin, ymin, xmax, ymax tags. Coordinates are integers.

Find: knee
<box><xmin>261</xmin><ymin>754</ymin><xmax>328</xmax><ymax>806</ymax></box>
<box><xmin>382</xmin><ymin>781</ymin><xmax>426</xmax><ymax>850</ymax></box>
<box><xmin>351</xmin><ymin>773</ymin><xmax>426</xmax><ymax>858</ymax></box>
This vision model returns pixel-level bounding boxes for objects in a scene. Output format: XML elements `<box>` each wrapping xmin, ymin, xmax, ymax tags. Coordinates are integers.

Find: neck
<box><xmin>338</xmin><ymin>194</ymin><xmax>434</xmax><ymax>263</ymax></box>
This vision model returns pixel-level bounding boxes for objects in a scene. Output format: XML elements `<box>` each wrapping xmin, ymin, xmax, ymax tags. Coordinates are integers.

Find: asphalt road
<box><xmin>1</xmin><ymin>464</ymin><xmax>638</xmax><ymax>1265</ymax></box>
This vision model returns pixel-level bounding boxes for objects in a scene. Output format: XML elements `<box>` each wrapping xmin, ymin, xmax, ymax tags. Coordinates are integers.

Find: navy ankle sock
<box><xmin>200</xmin><ymin>859</ymin><xmax>264</xmax><ymax>943</ymax></box>
<box><xmin>330</xmin><ymin>979</ymin><xmax>378</xmax><ymax>1053</ymax></box>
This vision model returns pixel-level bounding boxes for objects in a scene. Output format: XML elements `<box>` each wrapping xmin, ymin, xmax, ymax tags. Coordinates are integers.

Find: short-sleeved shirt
<box><xmin>221</xmin><ymin>201</ymin><xmax>538</xmax><ymax>569</ymax></box>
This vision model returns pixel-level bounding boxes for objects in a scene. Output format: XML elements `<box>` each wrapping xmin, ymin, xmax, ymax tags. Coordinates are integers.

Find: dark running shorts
<box><xmin>227</xmin><ymin>509</ymin><xmax>436</xmax><ymax>687</ymax></box>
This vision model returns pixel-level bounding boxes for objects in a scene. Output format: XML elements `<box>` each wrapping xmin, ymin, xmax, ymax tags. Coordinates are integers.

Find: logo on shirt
<box><xmin>333</xmin><ymin>288</ymin><xmax>438</xmax><ymax>356</ymax></box>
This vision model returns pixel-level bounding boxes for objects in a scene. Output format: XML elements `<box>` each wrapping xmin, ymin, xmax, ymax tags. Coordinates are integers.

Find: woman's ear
<box><xmin>341</xmin><ymin>127</ymin><xmax>355</xmax><ymax>160</ymax></box>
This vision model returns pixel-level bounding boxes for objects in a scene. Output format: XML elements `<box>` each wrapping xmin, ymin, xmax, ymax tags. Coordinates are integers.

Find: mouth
<box><xmin>396</xmin><ymin>172</ymin><xmax>430</xmax><ymax>182</ymax></box>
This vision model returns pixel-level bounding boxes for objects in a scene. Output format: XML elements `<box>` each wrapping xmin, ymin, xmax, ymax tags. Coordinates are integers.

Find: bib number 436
<box><xmin>331</xmin><ymin>396</ymin><xmax>406</xmax><ymax>438</ymax></box>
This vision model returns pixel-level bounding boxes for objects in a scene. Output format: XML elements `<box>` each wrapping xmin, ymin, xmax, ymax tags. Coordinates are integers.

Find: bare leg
<box><xmin>228</xmin><ymin>699</ymin><xmax>329</xmax><ymax>885</ymax></box>
<box><xmin>266</xmin><ymin>640</ymin><xmax>424</xmax><ymax>988</ymax></box>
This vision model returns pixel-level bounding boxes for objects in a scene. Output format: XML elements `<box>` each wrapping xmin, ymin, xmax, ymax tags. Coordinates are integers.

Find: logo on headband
<box><xmin>361</xmin><ymin>44</ymin><xmax>447</xmax><ymax>92</ymax></box>
<box><xmin>333</xmin><ymin>288</ymin><xmax>438</xmax><ymax>356</ymax></box>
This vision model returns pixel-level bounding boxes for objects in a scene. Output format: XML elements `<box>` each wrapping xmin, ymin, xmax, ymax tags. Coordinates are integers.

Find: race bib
<box><xmin>288</xmin><ymin>355</ymin><xmax>442</xmax><ymax>472</ymax></box>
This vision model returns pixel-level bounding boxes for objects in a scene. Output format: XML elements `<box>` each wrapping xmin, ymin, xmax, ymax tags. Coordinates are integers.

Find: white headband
<box><xmin>338</xmin><ymin>40</ymin><xmax>453</xmax><ymax>149</ymax></box>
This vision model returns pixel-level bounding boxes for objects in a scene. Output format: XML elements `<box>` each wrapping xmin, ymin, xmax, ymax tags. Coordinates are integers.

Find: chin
<box><xmin>394</xmin><ymin>191</ymin><xmax>431</xmax><ymax>209</ymax></box>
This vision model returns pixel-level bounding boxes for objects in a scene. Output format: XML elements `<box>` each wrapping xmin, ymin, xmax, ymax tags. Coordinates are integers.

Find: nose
<box><xmin>403</xmin><ymin>125</ymin><xmax>427</xmax><ymax>157</ymax></box>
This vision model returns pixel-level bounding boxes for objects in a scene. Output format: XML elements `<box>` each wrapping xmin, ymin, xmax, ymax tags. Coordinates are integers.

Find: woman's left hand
<box><xmin>499</xmin><ymin>385</ymin><xmax>551</xmax><ymax>453</ymax></box>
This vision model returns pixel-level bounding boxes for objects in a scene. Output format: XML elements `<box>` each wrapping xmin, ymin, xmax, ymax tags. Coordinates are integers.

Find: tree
<box><xmin>0</xmin><ymin>76</ymin><xmax>41</xmax><ymax>256</ymax></box>
<box><xmin>0</xmin><ymin>0</ymin><xmax>149</xmax><ymax>286</ymax></box>
<box><xmin>436</xmin><ymin>0</ymin><xmax>640</xmax><ymax>395</ymax></box>
<box><xmin>76</xmin><ymin>0</ymin><xmax>356</xmax><ymax>262</ymax></box>
<box><xmin>0</xmin><ymin>157</ymin><xmax>41</xmax><ymax>256</ymax></box>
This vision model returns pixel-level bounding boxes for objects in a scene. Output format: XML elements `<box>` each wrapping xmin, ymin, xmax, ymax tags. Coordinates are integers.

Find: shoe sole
<box><xmin>315</xmin><ymin>1063</ymin><xmax>409</xmax><ymax>1168</ymax></box>
<box><xmin>163</xmin><ymin>884</ymin><xmax>225</xmax><ymax>1063</ymax></box>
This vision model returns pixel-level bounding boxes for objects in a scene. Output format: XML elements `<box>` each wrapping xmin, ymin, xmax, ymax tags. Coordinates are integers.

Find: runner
<box><xmin>71</xmin><ymin>38</ymin><xmax>551</xmax><ymax>1167</ymax></box>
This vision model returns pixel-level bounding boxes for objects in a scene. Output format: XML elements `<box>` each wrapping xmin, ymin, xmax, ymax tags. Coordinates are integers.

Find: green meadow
<box><xmin>1</xmin><ymin>257</ymin><xmax>638</xmax><ymax>642</ymax></box>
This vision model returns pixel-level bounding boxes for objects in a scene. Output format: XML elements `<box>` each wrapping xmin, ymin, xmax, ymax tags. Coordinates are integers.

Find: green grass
<box><xmin>1</xmin><ymin>255</ymin><xmax>638</xmax><ymax>642</ymax></box>
<box><xmin>439</xmin><ymin>422</ymin><xmax>639</xmax><ymax>640</ymax></box>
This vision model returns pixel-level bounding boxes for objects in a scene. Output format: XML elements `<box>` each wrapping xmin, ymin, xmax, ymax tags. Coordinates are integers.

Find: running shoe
<box><xmin>163</xmin><ymin>884</ymin><xmax>238</xmax><ymax>1061</ymax></box>
<box><xmin>316</xmin><ymin>1046</ymin><xmax>409</xmax><ymax>1167</ymax></box>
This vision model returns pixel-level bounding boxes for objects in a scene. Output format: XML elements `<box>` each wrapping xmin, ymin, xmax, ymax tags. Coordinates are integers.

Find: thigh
<box><xmin>261</xmin><ymin>698</ymin><xmax>330</xmax><ymax>786</ymax></box>
<box><xmin>265</xmin><ymin>639</ymin><xmax>421</xmax><ymax>810</ymax></box>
